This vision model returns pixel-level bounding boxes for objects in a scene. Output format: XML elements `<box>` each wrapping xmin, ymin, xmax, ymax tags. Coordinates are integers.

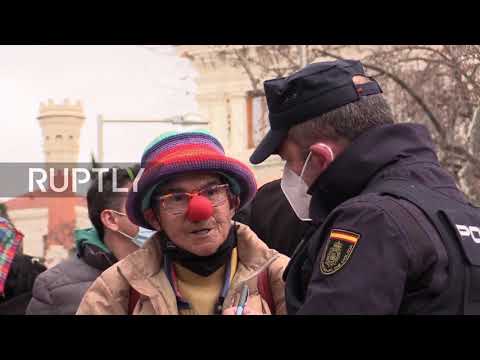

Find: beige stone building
<box><xmin>38</xmin><ymin>99</ymin><xmax>86</xmax><ymax>163</ymax></box>
<box><xmin>5</xmin><ymin>99</ymin><xmax>90</xmax><ymax>267</ymax></box>
<box><xmin>175</xmin><ymin>46</ymin><xmax>285</xmax><ymax>187</ymax></box>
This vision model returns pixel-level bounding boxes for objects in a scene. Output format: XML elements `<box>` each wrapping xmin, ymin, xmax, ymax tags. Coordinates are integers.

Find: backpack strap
<box><xmin>128</xmin><ymin>287</ymin><xmax>140</xmax><ymax>315</ymax></box>
<box><xmin>257</xmin><ymin>268</ymin><xmax>275</xmax><ymax>314</ymax></box>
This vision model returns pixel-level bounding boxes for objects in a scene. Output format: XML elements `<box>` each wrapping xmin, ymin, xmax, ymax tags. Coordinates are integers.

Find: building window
<box><xmin>246</xmin><ymin>92</ymin><xmax>270</xmax><ymax>149</ymax></box>
<box><xmin>55</xmin><ymin>135</ymin><xmax>63</xmax><ymax>140</ymax></box>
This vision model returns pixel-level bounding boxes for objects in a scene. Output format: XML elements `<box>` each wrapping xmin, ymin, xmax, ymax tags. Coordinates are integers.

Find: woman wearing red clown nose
<box><xmin>186</xmin><ymin>194</ymin><xmax>214</xmax><ymax>222</ymax></box>
<box><xmin>77</xmin><ymin>131</ymin><xmax>289</xmax><ymax>315</ymax></box>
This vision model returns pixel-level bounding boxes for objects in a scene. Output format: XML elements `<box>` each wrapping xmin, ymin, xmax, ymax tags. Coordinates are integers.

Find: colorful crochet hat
<box><xmin>0</xmin><ymin>217</ymin><xmax>23</xmax><ymax>295</ymax></box>
<box><xmin>127</xmin><ymin>131</ymin><xmax>257</xmax><ymax>229</ymax></box>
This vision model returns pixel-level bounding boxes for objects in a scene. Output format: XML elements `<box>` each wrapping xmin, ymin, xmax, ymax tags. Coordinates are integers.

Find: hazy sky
<box><xmin>0</xmin><ymin>45</ymin><xmax>198</xmax><ymax>163</ymax></box>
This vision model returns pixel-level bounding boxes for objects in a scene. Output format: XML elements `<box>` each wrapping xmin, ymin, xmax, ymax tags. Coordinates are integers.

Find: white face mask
<box><xmin>280</xmin><ymin>152</ymin><xmax>313</xmax><ymax>222</ymax></box>
<box><xmin>110</xmin><ymin>210</ymin><xmax>156</xmax><ymax>247</ymax></box>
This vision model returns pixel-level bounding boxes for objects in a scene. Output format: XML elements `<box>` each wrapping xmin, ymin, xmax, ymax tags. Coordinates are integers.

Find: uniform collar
<box><xmin>309</xmin><ymin>123</ymin><xmax>438</xmax><ymax>222</ymax></box>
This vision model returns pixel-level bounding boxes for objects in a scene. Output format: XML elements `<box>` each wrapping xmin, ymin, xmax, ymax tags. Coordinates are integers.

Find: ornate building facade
<box><xmin>175</xmin><ymin>46</ymin><xmax>285</xmax><ymax>186</ymax></box>
<box><xmin>5</xmin><ymin>99</ymin><xmax>90</xmax><ymax>267</ymax></box>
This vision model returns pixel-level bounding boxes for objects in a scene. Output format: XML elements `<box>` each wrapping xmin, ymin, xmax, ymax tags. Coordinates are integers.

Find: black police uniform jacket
<box><xmin>285</xmin><ymin>123</ymin><xmax>480</xmax><ymax>314</ymax></box>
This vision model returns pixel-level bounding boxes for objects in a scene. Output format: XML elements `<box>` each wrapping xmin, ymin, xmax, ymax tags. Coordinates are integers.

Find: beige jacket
<box><xmin>76</xmin><ymin>223</ymin><xmax>289</xmax><ymax>315</ymax></box>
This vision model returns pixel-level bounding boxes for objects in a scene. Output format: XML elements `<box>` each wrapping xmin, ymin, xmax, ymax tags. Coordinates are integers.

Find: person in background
<box><xmin>26</xmin><ymin>165</ymin><xmax>155</xmax><ymax>315</ymax></box>
<box><xmin>0</xmin><ymin>217</ymin><xmax>46</xmax><ymax>315</ymax></box>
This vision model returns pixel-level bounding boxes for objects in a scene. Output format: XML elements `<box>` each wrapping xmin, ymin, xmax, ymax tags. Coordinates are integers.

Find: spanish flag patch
<box><xmin>320</xmin><ymin>229</ymin><xmax>360</xmax><ymax>275</ymax></box>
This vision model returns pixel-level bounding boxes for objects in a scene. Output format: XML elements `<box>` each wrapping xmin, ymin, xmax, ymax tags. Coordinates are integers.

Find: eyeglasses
<box><xmin>109</xmin><ymin>210</ymin><xmax>127</xmax><ymax>217</ymax></box>
<box><xmin>153</xmin><ymin>184</ymin><xmax>231</xmax><ymax>215</ymax></box>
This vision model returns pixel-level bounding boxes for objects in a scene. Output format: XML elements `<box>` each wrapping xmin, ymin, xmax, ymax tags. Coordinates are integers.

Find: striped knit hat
<box><xmin>127</xmin><ymin>131</ymin><xmax>257</xmax><ymax>229</ymax></box>
<box><xmin>0</xmin><ymin>217</ymin><xmax>23</xmax><ymax>295</ymax></box>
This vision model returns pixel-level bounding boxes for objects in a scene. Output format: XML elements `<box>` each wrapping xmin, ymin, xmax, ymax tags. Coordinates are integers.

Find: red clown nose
<box><xmin>186</xmin><ymin>195</ymin><xmax>214</xmax><ymax>222</ymax></box>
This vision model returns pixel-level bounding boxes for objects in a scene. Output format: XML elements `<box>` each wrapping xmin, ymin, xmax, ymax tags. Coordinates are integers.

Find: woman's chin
<box><xmin>185</xmin><ymin>230</ymin><xmax>223</xmax><ymax>256</ymax></box>
<box><xmin>192</xmin><ymin>246</ymin><xmax>218</xmax><ymax>257</ymax></box>
<box><xmin>188</xmin><ymin>240</ymin><xmax>222</xmax><ymax>257</ymax></box>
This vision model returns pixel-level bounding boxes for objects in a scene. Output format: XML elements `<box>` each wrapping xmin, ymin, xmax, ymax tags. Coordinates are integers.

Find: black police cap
<box><xmin>249</xmin><ymin>59</ymin><xmax>382</xmax><ymax>165</ymax></box>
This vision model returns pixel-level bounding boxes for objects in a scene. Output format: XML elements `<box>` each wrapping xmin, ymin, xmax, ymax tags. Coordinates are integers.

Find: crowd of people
<box><xmin>1</xmin><ymin>59</ymin><xmax>479</xmax><ymax>315</ymax></box>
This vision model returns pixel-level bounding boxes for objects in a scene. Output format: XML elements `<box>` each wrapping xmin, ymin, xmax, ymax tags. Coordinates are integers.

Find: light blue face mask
<box><xmin>132</xmin><ymin>227</ymin><xmax>156</xmax><ymax>247</ymax></box>
<box><xmin>110</xmin><ymin>210</ymin><xmax>156</xmax><ymax>247</ymax></box>
<box><xmin>117</xmin><ymin>226</ymin><xmax>156</xmax><ymax>247</ymax></box>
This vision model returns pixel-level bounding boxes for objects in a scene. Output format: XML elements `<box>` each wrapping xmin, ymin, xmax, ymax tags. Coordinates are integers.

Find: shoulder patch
<box><xmin>319</xmin><ymin>229</ymin><xmax>360</xmax><ymax>275</ymax></box>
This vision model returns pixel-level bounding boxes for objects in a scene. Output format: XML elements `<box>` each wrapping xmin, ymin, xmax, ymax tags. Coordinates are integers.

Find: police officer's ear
<box><xmin>309</xmin><ymin>143</ymin><xmax>336</xmax><ymax>175</ymax></box>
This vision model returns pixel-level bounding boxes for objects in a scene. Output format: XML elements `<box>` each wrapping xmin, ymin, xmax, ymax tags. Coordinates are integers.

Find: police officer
<box><xmin>250</xmin><ymin>59</ymin><xmax>480</xmax><ymax>314</ymax></box>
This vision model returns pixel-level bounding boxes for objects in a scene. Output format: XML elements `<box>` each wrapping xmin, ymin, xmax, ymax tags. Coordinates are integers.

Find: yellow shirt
<box><xmin>174</xmin><ymin>247</ymin><xmax>238</xmax><ymax>315</ymax></box>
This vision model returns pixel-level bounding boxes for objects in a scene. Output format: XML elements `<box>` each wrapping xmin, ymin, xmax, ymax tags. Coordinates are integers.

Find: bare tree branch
<box><xmin>232</xmin><ymin>47</ymin><xmax>261</xmax><ymax>92</ymax></box>
<box><xmin>310</xmin><ymin>48</ymin><xmax>447</xmax><ymax>140</ymax></box>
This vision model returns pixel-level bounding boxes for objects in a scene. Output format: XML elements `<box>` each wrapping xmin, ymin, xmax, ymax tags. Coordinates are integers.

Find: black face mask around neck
<box><xmin>160</xmin><ymin>225</ymin><xmax>238</xmax><ymax>277</ymax></box>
